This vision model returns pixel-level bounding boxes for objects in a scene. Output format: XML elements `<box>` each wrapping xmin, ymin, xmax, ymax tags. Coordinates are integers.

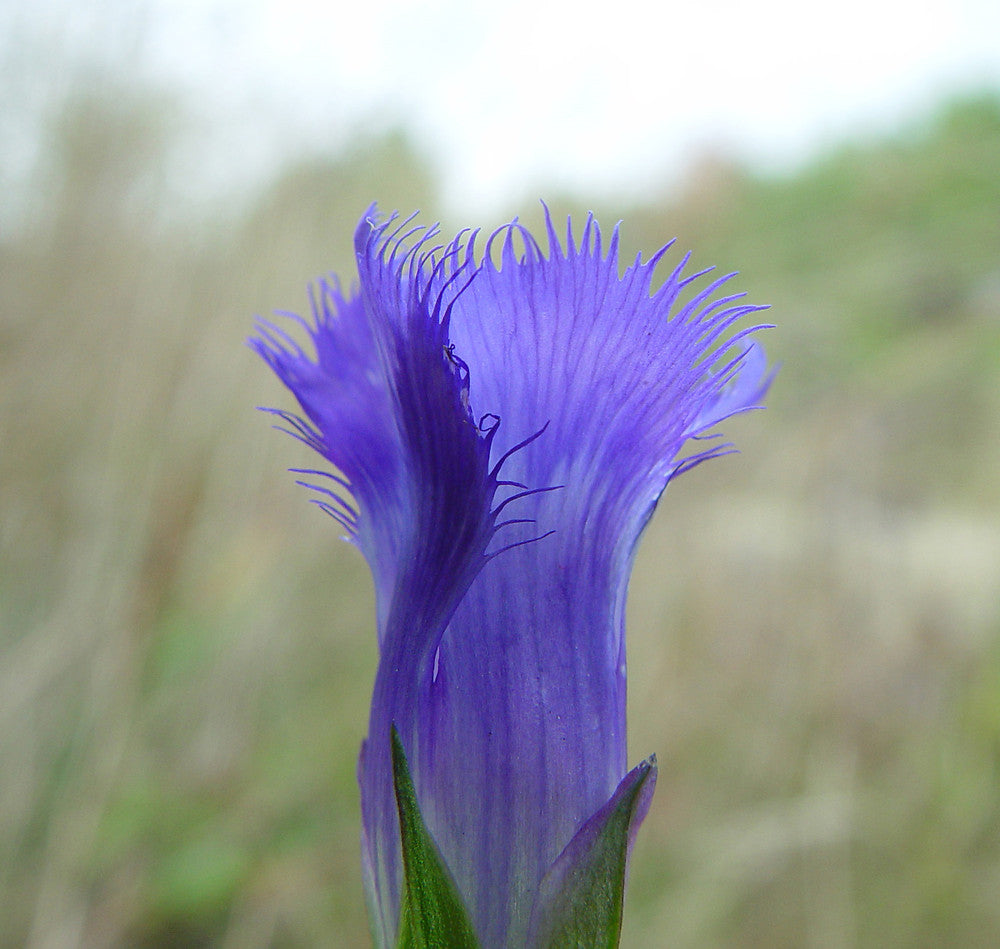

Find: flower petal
<box><xmin>254</xmin><ymin>208</ymin><xmax>563</xmax><ymax>947</ymax></box>
<box><xmin>252</xmin><ymin>207</ymin><xmax>511</xmax><ymax>650</ymax></box>
<box><xmin>365</xmin><ymin>211</ymin><xmax>771</xmax><ymax>947</ymax></box>
<box><xmin>349</xmin><ymin>209</ymin><xmax>504</xmax><ymax>648</ymax></box>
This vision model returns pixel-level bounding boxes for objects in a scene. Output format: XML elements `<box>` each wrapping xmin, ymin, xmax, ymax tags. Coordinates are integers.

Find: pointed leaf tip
<box><xmin>391</xmin><ymin>727</ymin><xmax>481</xmax><ymax>949</ymax></box>
<box><xmin>527</xmin><ymin>757</ymin><xmax>658</xmax><ymax>949</ymax></box>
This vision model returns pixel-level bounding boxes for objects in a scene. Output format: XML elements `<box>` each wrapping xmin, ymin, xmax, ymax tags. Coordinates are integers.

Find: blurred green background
<box><xmin>3</xmin><ymin>11</ymin><xmax>1000</xmax><ymax>949</ymax></box>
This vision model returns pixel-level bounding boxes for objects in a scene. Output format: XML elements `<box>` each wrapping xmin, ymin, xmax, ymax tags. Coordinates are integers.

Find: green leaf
<box><xmin>527</xmin><ymin>757</ymin><xmax>657</xmax><ymax>949</ymax></box>
<box><xmin>391</xmin><ymin>726</ymin><xmax>481</xmax><ymax>949</ymax></box>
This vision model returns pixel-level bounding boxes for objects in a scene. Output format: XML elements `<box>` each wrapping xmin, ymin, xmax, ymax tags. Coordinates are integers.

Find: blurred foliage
<box><xmin>1</xmin><ymin>60</ymin><xmax>999</xmax><ymax>949</ymax></box>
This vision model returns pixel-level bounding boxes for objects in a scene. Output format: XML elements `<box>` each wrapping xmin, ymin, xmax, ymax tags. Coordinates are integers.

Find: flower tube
<box><xmin>253</xmin><ymin>206</ymin><xmax>772</xmax><ymax>948</ymax></box>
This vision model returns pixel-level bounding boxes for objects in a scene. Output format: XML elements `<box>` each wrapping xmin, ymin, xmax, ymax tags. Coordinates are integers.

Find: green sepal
<box><xmin>391</xmin><ymin>726</ymin><xmax>481</xmax><ymax>949</ymax></box>
<box><xmin>527</xmin><ymin>756</ymin><xmax>657</xmax><ymax>949</ymax></box>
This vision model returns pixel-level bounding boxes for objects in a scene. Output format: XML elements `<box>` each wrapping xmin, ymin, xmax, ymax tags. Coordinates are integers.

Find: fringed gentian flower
<box><xmin>252</xmin><ymin>206</ymin><xmax>772</xmax><ymax>948</ymax></box>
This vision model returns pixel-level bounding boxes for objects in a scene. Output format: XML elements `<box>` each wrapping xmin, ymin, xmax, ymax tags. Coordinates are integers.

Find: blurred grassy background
<box><xmin>2</xmin><ymin>37</ymin><xmax>1000</xmax><ymax>949</ymax></box>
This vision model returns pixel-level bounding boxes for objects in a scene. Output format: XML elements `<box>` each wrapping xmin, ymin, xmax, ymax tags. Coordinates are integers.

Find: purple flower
<box><xmin>253</xmin><ymin>206</ymin><xmax>772</xmax><ymax>948</ymax></box>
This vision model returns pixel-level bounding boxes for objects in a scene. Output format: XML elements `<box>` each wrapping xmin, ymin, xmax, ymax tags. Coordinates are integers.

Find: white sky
<box><xmin>9</xmin><ymin>0</ymin><xmax>1000</xmax><ymax>216</ymax></box>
